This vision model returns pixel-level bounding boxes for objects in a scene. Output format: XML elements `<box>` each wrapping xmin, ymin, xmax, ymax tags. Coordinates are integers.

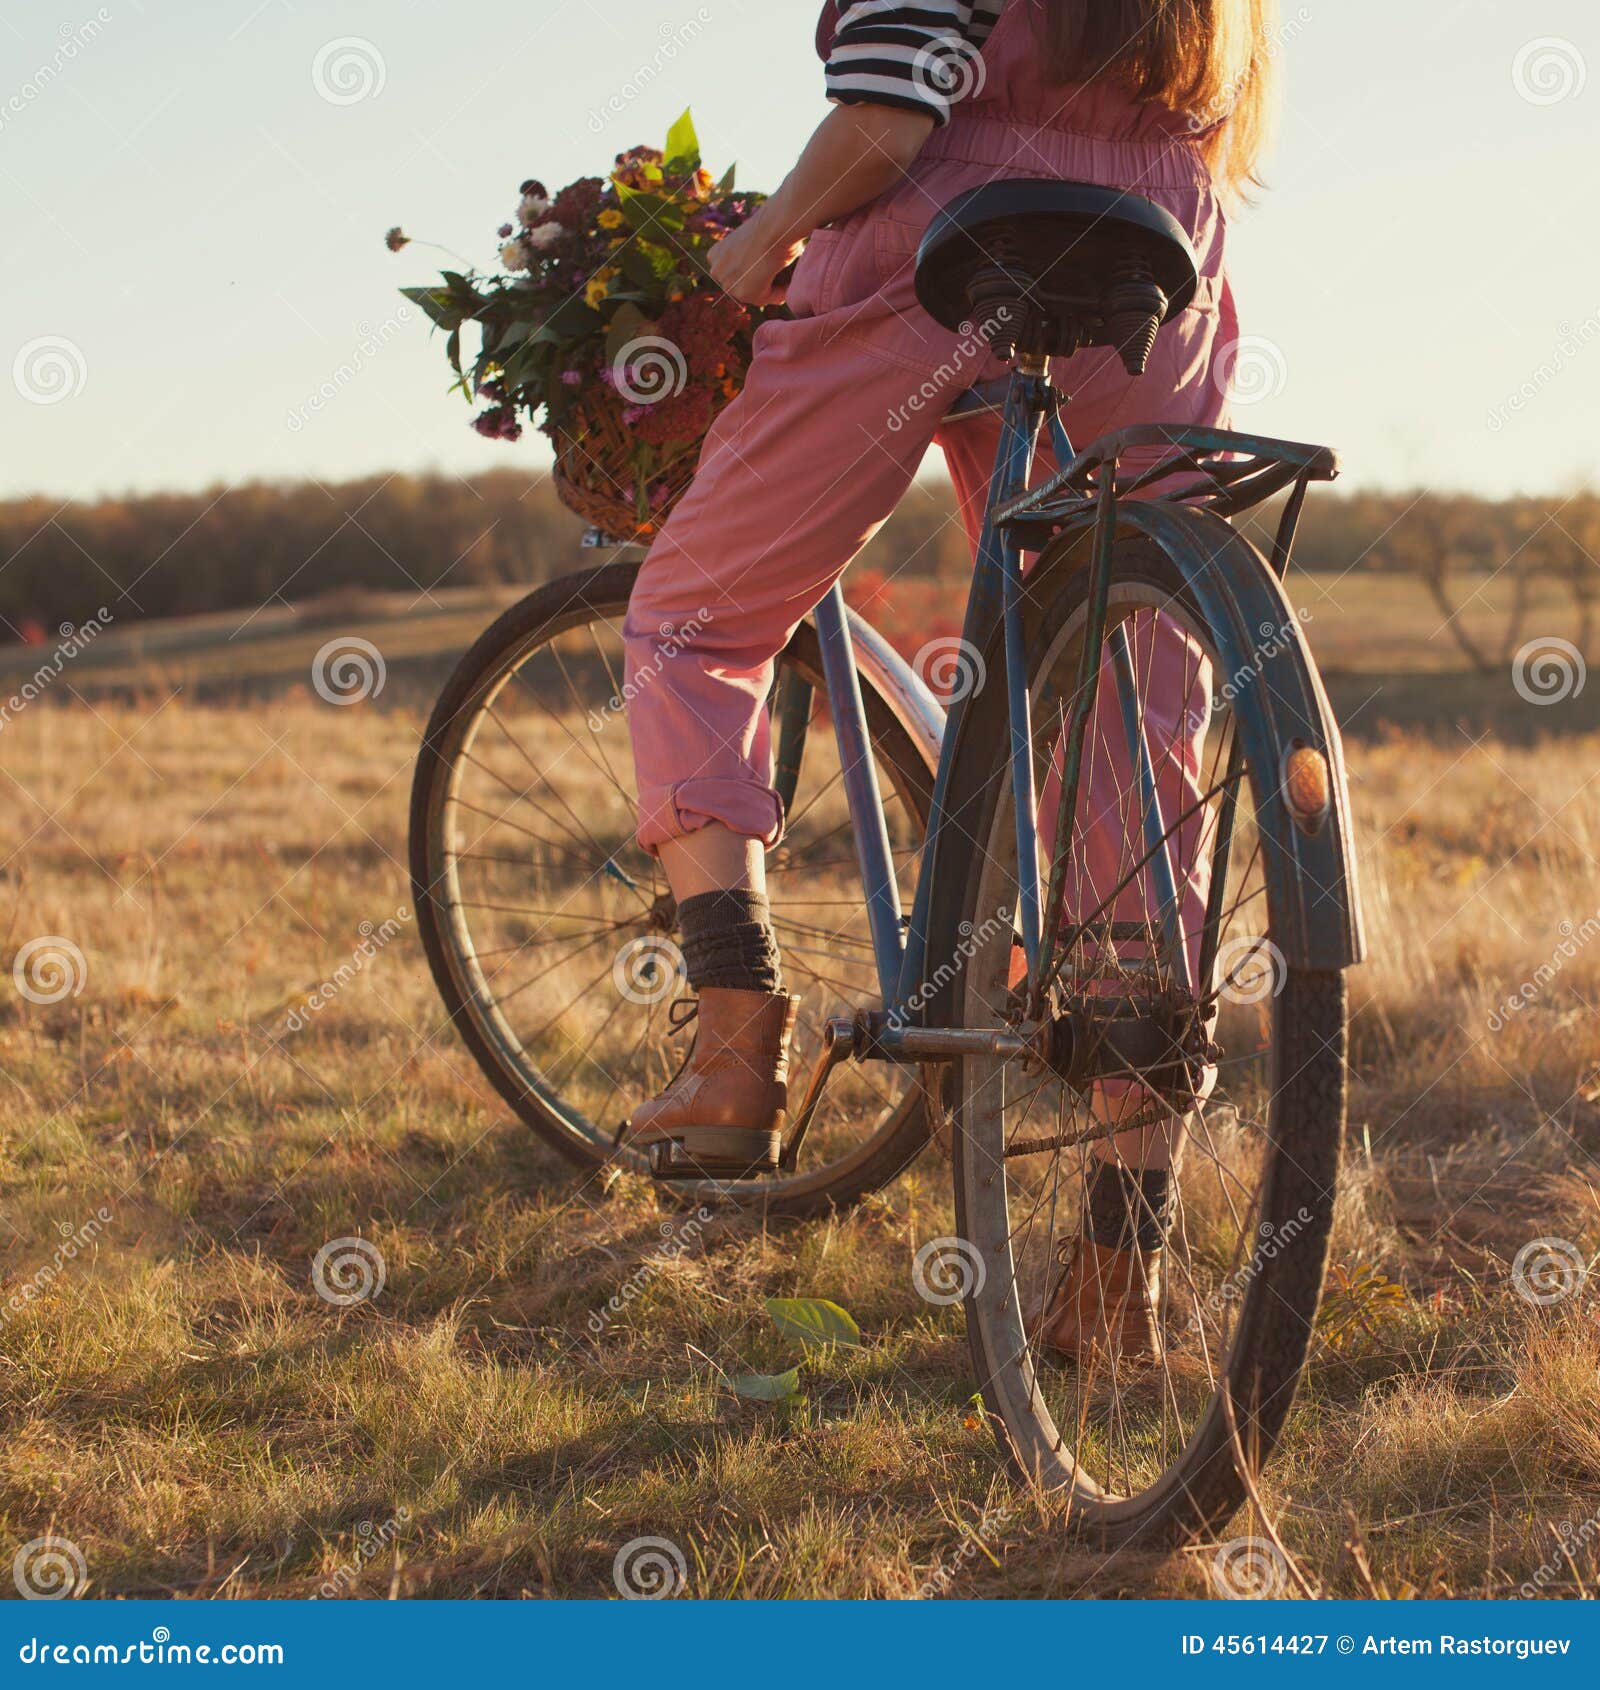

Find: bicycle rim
<box><xmin>942</xmin><ymin>543</ymin><xmax>1345</xmax><ymax>1542</ymax></box>
<box><xmin>410</xmin><ymin>564</ymin><xmax>937</xmax><ymax>1216</ymax></box>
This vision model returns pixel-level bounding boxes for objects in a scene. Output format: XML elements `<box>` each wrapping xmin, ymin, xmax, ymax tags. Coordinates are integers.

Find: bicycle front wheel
<box><xmin>928</xmin><ymin>528</ymin><xmax>1347</xmax><ymax>1546</ymax></box>
<box><xmin>409</xmin><ymin>562</ymin><xmax>937</xmax><ymax>1219</ymax></box>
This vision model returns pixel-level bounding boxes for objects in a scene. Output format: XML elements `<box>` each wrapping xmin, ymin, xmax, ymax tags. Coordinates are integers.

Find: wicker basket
<box><xmin>551</xmin><ymin>385</ymin><xmax>724</xmax><ymax>545</ymax></box>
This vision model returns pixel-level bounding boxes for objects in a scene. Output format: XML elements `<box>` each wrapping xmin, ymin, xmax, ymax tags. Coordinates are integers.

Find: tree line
<box><xmin>1</xmin><ymin>472</ymin><xmax>1594</xmax><ymax>671</ymax></box>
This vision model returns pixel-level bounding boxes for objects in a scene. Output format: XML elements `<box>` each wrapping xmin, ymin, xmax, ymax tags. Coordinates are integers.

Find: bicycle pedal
<box><xmin>647</xmin><ymin>1131</ymin><xmax>780</xmax><ymax>1182</ymax></box>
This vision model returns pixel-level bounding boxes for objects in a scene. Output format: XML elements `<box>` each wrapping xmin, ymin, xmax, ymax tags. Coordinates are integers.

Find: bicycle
<box><xmin>411</xmin><ymin>178</ymin><xmax>1364</xmax><ymax>1544</ymax></box>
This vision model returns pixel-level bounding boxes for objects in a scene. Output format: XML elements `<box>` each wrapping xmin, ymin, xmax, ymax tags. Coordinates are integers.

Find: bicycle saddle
<box><xmin>914</xmin><ymin>179</ymin><xmax>1199</xmax><ymax>374</ymax></box>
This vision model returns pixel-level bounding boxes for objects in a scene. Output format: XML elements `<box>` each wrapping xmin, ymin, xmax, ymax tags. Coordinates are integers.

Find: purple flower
<box><xmin>497</xmin><ymin>222</ymin><xmax>514</xmax><ymax>238</ymax></box>
<box><xmin>472</xmin><ymin>405</ymin><xmax>522</xmax><ymax>442</ymax></box>
<box><xmin>559</xmin><ymin>370</ymin><xmax>581</xmax><ymax>387</ymax></box>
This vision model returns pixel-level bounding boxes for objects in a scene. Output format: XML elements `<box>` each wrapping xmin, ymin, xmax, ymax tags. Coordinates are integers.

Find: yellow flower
<box><xmin>598</xmin><ymin>208</ymin><xmax>624</xmax><ymax>230</ymax></box>
<box><xmin>585</xmin><ymin>268</ymin><xmax>616</xmax><ymax>307</ymax></box>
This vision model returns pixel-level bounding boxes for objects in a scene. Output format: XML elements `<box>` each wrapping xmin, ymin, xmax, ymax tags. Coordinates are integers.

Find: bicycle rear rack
<box><xmin>995</xmin><ymin>423</ymin><xmax>1339</xmax><ymax>570</ymax></box>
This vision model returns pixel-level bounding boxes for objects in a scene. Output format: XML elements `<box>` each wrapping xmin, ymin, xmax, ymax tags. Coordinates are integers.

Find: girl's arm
<box><xmin>709</xmin><ymin>103</ymin><xmax>935</xmax><ymax>304</ymax></box>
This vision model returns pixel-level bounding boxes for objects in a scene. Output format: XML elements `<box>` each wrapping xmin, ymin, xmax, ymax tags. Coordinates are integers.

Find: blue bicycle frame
<box><xmin>790</xmin><ymin>360</ymin><xmax>1354</xmax><ymax>1097</ymax></box>
<box><xmin>805</xmin><ymin>358</ymin><xmax>1185</xmax><ymax>1042</ymax></box>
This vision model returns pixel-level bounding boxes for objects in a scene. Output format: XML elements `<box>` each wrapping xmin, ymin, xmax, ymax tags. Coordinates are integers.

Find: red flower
<box><xmin>551</xmin><ymin>177</ymin><xmax>604</xmax><ymax>231</ymax></box>
<box><xmin>631</xmin><ymin>384</ymin><xmax>713</xmax><ymax>447</ymax></box>
<box><xmin>660</xmin><ymin>292</ymin><xmax>747</xmax><ymax>374</ymax></box>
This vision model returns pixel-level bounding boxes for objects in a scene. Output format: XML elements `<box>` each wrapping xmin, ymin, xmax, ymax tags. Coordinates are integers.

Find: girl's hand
<box><xmin>709</xmin><ymin>219</ymin><xmax>804</xmax><ymax>306</ymax></box>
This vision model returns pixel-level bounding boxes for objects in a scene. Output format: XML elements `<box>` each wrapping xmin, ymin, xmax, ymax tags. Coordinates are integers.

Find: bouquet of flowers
<box><xmin>393</xmin><ymin>110</ymin><xmax>777</xmax><ymax>542</ymax></box>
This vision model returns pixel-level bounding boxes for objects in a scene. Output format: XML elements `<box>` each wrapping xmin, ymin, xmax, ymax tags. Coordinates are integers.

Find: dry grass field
<box><xmin>1</xmin><ymin>573</ymin><xmax>1598</xmax><ymax>1600</ymax></box>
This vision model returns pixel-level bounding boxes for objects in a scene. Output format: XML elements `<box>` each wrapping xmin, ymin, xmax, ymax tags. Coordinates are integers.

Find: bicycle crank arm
<box><xmin>778</xmin><ymin>1017</ymin><xmax>857</xmax><ymax>1171</ymax></box>
<box><xmin>826</xmin><ymin>1012</ymin><xmax>1034</xmax><ymax>1063</ymax></box>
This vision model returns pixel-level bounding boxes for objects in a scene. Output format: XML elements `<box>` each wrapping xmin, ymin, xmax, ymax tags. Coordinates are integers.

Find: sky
<box><xmin>1</xmin><ymin>0</ymin><xmax>1596</xmax><ymax>502</ymax></box>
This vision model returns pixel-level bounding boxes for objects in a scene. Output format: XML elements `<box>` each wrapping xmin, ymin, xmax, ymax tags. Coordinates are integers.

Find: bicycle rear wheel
<box><xmin>928</xmin><ymin>529</ymin><xmax>1346</xmax><ymax>1545</ymax></box>
<box><xmin>410</xmin><ymin>562</ymin><xmax>937</xmax><ymax>1219</ymax></box>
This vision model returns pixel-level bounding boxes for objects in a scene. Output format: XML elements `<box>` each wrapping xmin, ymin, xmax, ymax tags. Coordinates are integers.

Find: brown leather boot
<box><xmin>1035</xmin><ymin>1237</ymin><xmax>1165</xmax><ymax>1367</ymax></box>
<box><xmin>628</xmin><ymin>988</ymin><xmax>799</xmax><ymax>1180</ymax></box>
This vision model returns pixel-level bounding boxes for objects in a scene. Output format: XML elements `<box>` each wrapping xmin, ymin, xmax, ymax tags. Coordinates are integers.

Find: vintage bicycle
<box><xmin>410</xmin><ymin>180</ymin><xmax>1363</xmax><ymax>1545</ymax></box>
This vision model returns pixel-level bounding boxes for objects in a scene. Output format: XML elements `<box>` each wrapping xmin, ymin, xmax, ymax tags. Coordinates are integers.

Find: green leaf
<box><xmin>399</xmin><ymin>286</ymin><xmax>461</xmax><ymax>331</ymax></box>
<box><xmin>493</xmin><ymin>319</ymin><xmax>535</xmax><ymax>354</ymax></box>
<box><xmin>731</xmin><ymin>1367</ymin><xmax>801</xmax><ymax>1402</ymax></box>
<box><xmin>664</xmin><ymin>108</ymin><xmax>700</xmax><ymax>174</ymax></box>
<box><xmin>445</xmin><ymin>326</ymin><xmax>462</xmax><ymax>377</ymax></box>
<box><xmin>715</xmin><ymin>162</ymin><xmax>736</xmax><ymax>195</ymax></box>
<box><xmin>603</xmin><ymin>302</ymin><xmax>648</xmax><ymax>364</ymax></box>
<box><xmin>437</xmin><ymin>270</ymin><xmax>487</xmax><ymax>312</ymax></box>
<box><xmin>616</xmin><ymin>182</ymin><xmax>686</xmax><ymax>239</ymax></box>
<box><xmin>528</xmin><ymin>292</ymin><xmax>603</xmax><ymax>345</ymax></box>
<box><xmin>765</xmin><ymin>1297</ymin><xmax>861</xmax><ymax>1352</ymax></box>
<box><xmin>500</xmin><ymin>338</ymin><xmax>557</xmax><ymax>389</ymax></box>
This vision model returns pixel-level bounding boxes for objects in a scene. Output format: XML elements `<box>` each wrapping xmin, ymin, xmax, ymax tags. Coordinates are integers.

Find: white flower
<box><xmin>524</xmin><ymin>223</ymin><xmax>563</xmax><ymax>252</ymax></box>
<box><xmin>518</xmin><ymin>193</ymin><xmax>551</xmax><ymax>226</ymax></box>
<box><xmin>500</xmin><ymin>239</ymin><xmax>531</xmax><ymax>272</ymax></box>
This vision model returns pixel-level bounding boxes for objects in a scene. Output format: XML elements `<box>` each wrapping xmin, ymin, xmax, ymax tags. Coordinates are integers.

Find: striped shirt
<box><xmin>824</xmin><ymin>1</ymin><xmax>1008</xmax><ymax>125</ymax></box>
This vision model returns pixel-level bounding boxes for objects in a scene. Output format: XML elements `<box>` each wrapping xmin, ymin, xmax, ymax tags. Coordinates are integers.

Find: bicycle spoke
<box><xmin>944</xmin><ymin>552</ymin><xmax>1343</xmax><ymax>1522</ymax></box>
<box><xmin>417</xmin><ymin>589</ymin><xmax>933</xmax><ymax>1205</ymax></box>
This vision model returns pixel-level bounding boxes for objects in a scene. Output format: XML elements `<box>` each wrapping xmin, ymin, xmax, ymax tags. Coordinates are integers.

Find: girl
<box><xmin>623</xmin><ymin>0</ymin><xmax>1279</xmax><ymax>1360</ymax></box>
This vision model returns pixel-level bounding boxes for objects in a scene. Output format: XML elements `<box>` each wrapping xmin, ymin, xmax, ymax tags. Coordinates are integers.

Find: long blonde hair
<box><xmin>1029</xmin><ymin>0</ymin><xmax>1282</xmax><ymax>198</ymax></box>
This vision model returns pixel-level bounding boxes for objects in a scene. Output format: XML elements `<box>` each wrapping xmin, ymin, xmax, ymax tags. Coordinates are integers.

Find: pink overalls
<box><xmin>624</xmin><ymin>2</ymin><xmax>1235</xmax><ymax>1003</ymax></box>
